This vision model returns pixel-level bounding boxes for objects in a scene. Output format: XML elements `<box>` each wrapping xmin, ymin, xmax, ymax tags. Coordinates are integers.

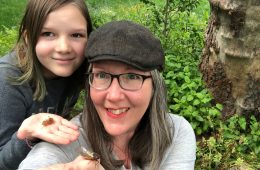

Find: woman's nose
<box><xmin>106</xmin><ymin>78</ymin><xmax>124</xmax><ymax>101</ymax></box>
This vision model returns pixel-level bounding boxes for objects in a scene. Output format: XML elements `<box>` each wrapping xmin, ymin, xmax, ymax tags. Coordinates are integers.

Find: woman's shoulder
<box><xmin>159</xmin><ymin>114</ymin><xmax>196</xmax><ymax>169</ymax></box>
<box><xmin>168</xmin><ymin>113</ymin><xmax>195</xmax><ymax>139</ymax></box>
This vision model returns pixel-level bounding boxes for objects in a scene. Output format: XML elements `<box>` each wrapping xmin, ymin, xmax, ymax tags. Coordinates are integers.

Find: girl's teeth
<box><xmin>108</xmin><ymin>108</ymin><xmax>128</xmax><ymax>115</ymax></box>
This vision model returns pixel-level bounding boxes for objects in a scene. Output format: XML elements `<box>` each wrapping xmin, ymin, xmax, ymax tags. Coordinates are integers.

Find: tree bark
<box><xmin>199</xmin><ymin>0</ymin><xmax>260</xmax><ymax>119</ymax></box>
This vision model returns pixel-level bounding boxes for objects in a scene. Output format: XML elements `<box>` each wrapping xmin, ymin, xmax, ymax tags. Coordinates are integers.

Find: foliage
<box><xmin>138</xmin><ymin>0</ymin><xmax>201</xmax><ymax>52</ymax></box>
<box><xmin>88</xmin><ymin>2</ymin><xmax>148</xmax><ymax>29</ymax></box>
<box><xmin>163</xmin><ymin>54</ymin><xmax>222</xmax><ymax>135</ymax></box>
<box><xmin>69</xmin><ymin>90</ymin><xmax>86</xmax><ymax>118</ymax></box>
<box><xmin>0</xmin><ymin>0</ymin><xmax>26</xmax><ymax>30</ymax></box>
<box><xmin>196</xmin><ymin>114</ymin><xmax>260</xmax><ymax>169</ymax></box>
<box><xmin>0</xmin><ymin>26</ymin><xmax>17</xmax><ymax>56</ymax></box>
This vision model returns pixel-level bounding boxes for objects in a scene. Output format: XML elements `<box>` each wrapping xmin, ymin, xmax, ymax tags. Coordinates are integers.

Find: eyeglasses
<box><xmin>88</xmin><ymin>72</ymin><xmax>152</xmax><ymax>91</ymax></box>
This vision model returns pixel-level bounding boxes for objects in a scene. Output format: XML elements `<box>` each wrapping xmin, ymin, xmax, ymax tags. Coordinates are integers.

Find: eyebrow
<box><xmin>41</xmin><ymin>27</ymin><xmax>87</xmax><ymax>33</ymax></box>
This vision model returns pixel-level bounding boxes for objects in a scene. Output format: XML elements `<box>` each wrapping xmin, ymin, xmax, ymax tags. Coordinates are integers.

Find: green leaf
<box><xmin>196</xmin><ymin>93</ymin><xmax>204</xmax><ymax>99</ymax></box>
<box><xmin>184</xmin><ymin>76</ymin><xmax>191</xmax><ymax>83</ymax></box>
<box><xmin>187</xmin><ymin>95</ymin><xmax>194</xmax><ymax>101</ymax></box>
<box><xmin>193</xmin><ymin>99</ymin><xmax>200</xmax><ymax>105</ymax></box>
<box><xmin>184</xmin><ymin>66</ymin><xmax>190</xmax><ymax>72</ymax></box>
<box><xmin>201</xmin><ymin>97</ymin><xmax>211</xmax><ymax>104</ymax></box>
<box><xmin>196</xmin><ymin>115</ymin><xmax>204</xmax><ymax>121</ymax></box>
<box><xmin>170</xmin><ymin>104</ymin><xmax>180</xmax><ymax>111</ymax></box>
<box><xmin>215</xmin><ymin>103</ymin><xmax>223</xmax><ymax>110</ymax></box>
<box><xmin>238</xmin><ymin>117</ymin><xmax>246</xmax><ymax>130</ymax></box>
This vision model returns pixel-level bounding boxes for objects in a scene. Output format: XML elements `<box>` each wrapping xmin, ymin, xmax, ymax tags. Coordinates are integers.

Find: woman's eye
<box><xmin>41</xmin><ymin>32</ymin><xmax>55</xmax><ymax>37</ymax></box>
<box><xmin>126</xmin><ymin>74</ymin><xmax>141</xmax><ymax>80</ymax></box>
<box><xmin>96</xmin><ymin>72</ymin><xmax>108</xmax><ymax>79</ymax></box>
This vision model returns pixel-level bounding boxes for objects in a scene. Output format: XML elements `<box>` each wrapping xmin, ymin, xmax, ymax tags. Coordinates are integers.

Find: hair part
<box><xmin>13</xmin><ymin>0</ymin><xmax>92</xmax><ymax>101</ymax></box>
<box><xmin>81</xmin><ymin>69</ymin><xmax>173</xmax><ymax>170</ymax></box>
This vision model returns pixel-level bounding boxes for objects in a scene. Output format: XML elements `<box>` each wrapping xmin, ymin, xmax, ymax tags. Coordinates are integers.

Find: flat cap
<box><xmin>85</xmin><ymin>20</ymin><xmax>164</xmax><ymax>71</ymax></box>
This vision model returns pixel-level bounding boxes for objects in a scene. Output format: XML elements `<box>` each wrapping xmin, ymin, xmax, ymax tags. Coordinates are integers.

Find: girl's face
<box><xmin>90</xmin><ymin>61</ymin><xmax>153</xmax><ymax>139</ymax></box>
<box><xmin>35</xmin><ymin>4</ymin><xmax>88</xmax><ymax>79</ymax></box>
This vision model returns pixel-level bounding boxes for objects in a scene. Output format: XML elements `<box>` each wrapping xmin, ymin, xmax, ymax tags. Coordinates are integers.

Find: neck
<box><xmin>113</xmin><ymin>143</ymin><xmax>131</xmax><ymax>169</ymax></box>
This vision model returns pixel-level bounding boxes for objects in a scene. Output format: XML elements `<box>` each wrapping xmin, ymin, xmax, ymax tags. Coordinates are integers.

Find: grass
<box><xmin>0</xmin><ymin>0</ymin><xmax>27</xmax><ymax>30</ymax></box>
<box><xmin>0</xmin><ymin>0</ymin><xmax>140</xmax><ymax>30</ymax></box>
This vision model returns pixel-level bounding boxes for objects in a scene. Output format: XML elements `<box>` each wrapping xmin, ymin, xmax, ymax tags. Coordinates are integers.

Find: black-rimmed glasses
<box><xmin>88</xmin><ymin>72</ymin><xmax>151</xmax><ymax>91</ymax></box>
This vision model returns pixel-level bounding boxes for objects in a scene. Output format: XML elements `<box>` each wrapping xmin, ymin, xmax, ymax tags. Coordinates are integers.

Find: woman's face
<box><xmin>90</xmin><ymin>60</ymin><xmax>153</xmax><ymax>139</ymax></box>
<box><xmin>35</xmin><ymin>4</ymin><xmax>88</xmax><ymax>79</ymax></box>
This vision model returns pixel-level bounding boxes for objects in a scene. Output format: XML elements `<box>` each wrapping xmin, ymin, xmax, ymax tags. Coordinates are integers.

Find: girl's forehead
<box><xmin>42</xmin><ymin>4</ymin><xmax>87</xmax><ymax>30</ymax></box>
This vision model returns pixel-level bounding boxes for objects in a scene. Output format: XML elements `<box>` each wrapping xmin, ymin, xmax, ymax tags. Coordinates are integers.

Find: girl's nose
<box><xmin>55</xmin><ymin>37</ymin><xmax>72</xmax><ymax>53</ymax></box>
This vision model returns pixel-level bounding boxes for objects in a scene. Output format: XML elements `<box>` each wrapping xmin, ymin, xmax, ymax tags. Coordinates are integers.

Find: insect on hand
<box><xmin>80</xmin><ymin>146</ymin><xmax>100</xmax><ymax>163</ymax></box>
<box><xmin>42</xmin><ymin>117</ymin><xmax>55</xmax><ymax>126</ymax></box>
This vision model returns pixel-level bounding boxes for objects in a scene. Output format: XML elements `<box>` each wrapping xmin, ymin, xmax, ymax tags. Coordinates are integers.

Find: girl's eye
<box><xmin>72</xmin><ymin>33</ymin><xmax>85</xmax><ymax>38</ymax></box>
<box><xmin>41</xmin><ymin>32</ymin><xmax>55</xmax><ymax>37</ymax></box>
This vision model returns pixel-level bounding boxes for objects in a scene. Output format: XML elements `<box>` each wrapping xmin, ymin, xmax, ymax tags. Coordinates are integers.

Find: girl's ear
<box><xmin>23</xmin><ymin>30</ymin><xmax>28</xmax><ymax>45</ymax></box>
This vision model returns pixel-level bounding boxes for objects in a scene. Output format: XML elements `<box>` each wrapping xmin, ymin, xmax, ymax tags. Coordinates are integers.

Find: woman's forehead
<box><xmin>93</xmin><ymin>60</ymin><xmax>127</xmax><ymax>67</ymax></box>
<box><xmin>92</xmin><ymin>60</ymin><xmax>149</xmax><ymax>74</ymax></box>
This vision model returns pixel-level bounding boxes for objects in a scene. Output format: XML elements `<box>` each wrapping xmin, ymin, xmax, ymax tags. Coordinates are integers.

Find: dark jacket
<box><xmin>0</xmin><ymin>52</ymin><xmax>80</xmax><ymax>169</ymax></box>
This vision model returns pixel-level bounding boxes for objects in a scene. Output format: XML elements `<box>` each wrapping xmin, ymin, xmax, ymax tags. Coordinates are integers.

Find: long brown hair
<box><xmin>14</xmin><ymin>0</ymin><xmax>92</xmax><ymax>101</ymax></box>
<box><xmin>81</xmin><ymin>69</ymin><xmax>173</xmax><ymax>170</ymax></box>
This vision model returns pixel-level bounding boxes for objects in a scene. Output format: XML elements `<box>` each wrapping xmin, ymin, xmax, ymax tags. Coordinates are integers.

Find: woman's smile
<box><xmin>106</xmin><ymin>108</ymin><xmax>129</xmax><ymax>119</ymax></box>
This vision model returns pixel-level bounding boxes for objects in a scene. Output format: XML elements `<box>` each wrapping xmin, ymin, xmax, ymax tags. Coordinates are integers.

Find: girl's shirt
<box><xmin>0</xmin><ymin>52</ymin><xmax>80</xmax><ymax>170</ymax></box>
<box><xmin>18</xmin><ymin>113</ymin><xmax>196</xmax><ymax>170</ymax></box>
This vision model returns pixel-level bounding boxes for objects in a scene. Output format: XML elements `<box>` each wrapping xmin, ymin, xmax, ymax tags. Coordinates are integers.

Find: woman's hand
<box><xmin>17</xmin><ymin>113</ymin><xmax>79</xmax><ymax>145</ymax></box>
<box><xmin>38</xmin><ymin>155</ymin><xmax>105</xmax><ymax>170</ymax></box>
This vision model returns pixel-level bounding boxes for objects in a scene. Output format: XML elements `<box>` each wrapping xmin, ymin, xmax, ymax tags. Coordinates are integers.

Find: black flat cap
<box><xmin>85</xmin><ymin>20</ymin><xmax>164</xmax><ymax>71</ymax></box>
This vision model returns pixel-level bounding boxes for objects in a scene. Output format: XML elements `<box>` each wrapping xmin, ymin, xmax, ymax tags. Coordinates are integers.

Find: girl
<box><xmin>19</xmin><ymin>21</ymin><xmax>196</xmax><ymax>170</ymax></box>
<box><xmin>0</xmin><ymin>0</ymin><xmax>92</xmax><ymax>169</ymax></box>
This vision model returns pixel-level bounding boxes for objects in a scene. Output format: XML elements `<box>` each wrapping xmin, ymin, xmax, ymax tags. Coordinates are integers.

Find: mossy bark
<box><xmin>199</xmin><ymin>0</ymin><xmax>260</xmax><ymax>119</ymax></box>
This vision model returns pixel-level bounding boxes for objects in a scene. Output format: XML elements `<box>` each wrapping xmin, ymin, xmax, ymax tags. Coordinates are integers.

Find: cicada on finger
<box><xmin>80</xmin><ymin>146</ymin><xmax>100</xmax><ymax>163</ymax></box>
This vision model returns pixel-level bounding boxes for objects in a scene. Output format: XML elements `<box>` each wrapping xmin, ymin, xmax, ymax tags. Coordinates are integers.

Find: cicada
<box><xmin>80</xmin><ymin>146</ymin><xmax>100</xmax><ymax>162</ymax></box>
<box><xmin>42</xmin><ymin>117</ymin><xmax>55</xmax><ymax>126</ymax></box>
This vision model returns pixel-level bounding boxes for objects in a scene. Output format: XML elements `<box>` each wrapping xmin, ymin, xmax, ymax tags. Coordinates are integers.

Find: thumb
<box><xmin>17</xmin><ymin>129</ymin><xmax>27</xmax><ymax>139</ymax></box>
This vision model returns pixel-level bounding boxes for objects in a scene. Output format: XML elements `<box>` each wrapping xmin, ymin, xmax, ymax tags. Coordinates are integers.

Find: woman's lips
<box><xmin>106</xmin><ymin>108</ymin><xmax>129</xmax><ymax>118</ymax></box>
<box><xmin>107</xmin><ymin>108</ymin><xmax>129</xmax><ymax>115</ymax></box>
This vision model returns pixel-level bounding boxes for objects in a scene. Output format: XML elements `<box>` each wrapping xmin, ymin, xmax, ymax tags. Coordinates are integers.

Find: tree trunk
<box><xmin>199</xmin><ymin>0</ymin><xmax>260</xmax><ymax>119</ymax></box>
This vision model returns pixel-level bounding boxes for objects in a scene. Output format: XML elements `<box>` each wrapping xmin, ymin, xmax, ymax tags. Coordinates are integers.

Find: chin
<box><xmin>56</xmin><ymin>71</ymin><xmax>74</xmax><ymax>77</ymax></box>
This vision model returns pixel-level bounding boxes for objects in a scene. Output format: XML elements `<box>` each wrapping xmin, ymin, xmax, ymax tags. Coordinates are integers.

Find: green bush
<box><xmin>196</xmin><ymin>114</ymin><xmax>260</xmax><ymax>169</ymax></box>
<box><xmin>0</xmin><ymin>26</ymin><xmax>17</xmax><ymax>56</ymax></box>
<box><xmin>163</xmin><ymin>54</ymin><xmax>222</xmax><ymax>135</ymax></box>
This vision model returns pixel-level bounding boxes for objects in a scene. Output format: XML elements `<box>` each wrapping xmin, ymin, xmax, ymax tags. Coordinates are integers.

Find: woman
<box><xmin>19</xmin><ymin>20</ymin><xmax>196</xmax><ymax>170</ymax></box>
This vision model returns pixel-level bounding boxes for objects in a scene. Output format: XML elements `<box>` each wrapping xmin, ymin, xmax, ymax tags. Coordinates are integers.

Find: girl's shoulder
<box><xmin>0</xmin><ymin>52</ymin><xmax>22</xmax><ymax>77</ymax></box>
<box><xmin>0</xmin><ymin>51</ymin><xmax>18</xmax><ymax>65</ymax></box>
